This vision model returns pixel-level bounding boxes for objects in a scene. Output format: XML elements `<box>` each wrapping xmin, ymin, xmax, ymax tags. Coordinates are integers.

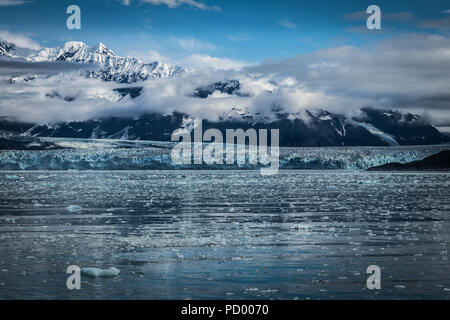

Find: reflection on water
<box><xmin>0</xmin><ymin>170</ymin><xmax>449</xmax><ymax>299</ymax></box>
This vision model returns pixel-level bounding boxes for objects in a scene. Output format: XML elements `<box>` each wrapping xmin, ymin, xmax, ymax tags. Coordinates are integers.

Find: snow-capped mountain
<box><xmin>193</xmin><ymin>80</ymin><xmax>245</xmax><ymax>98</ymax></box>
<box><xmin>0</xmin><ymin>38</ymin><xmax>184</xmax><ymax>83</ymax></box>
<box><xmin>0</xmin><ymin>38</ymin><xmax>38</xmax><ymax>59</ymax></box>
<box><xmin>1</xmin><ymin>37</ymin><xmax>449</xmax><ymax>147</ymax></box>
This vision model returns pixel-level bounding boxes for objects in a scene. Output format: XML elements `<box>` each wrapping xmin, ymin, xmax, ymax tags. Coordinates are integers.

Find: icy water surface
<box><xmin>0</xmin><ymin>170</ymin><xmax>449</xmax><ymax>299</ymax></box>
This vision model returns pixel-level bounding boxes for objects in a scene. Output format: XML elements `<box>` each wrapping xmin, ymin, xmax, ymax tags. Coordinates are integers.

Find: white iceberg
<box><xmin>67</xmin><ymin>205</ymin><xmax>82</xmax><ymax>212</ymax></box>
<box><xmin>80</xmin><ymin>267</ymin><xmax>120</xmax><ymax>277</ymax></box>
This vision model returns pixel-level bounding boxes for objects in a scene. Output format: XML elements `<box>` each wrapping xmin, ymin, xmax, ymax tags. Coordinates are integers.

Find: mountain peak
<box><xmin>0</xmin><ymin>38</ymin><xmax>15</xmax><ymax>53</ymax></box>
<box><xmin>91</xmin><ymin>42</ymin><xmax>115</xmax><ymax>56</ymax></box>
<box><xmin>63</xmin><ymin>41</ymin><xmax>87</xmax><ymax>49</ymax></box>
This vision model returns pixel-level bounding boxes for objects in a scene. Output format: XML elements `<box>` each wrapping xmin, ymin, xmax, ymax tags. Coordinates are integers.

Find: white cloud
<box><xmin>247</xmin><ymin>33</ymin><xmax>450</xmax><ymax>122</ymax></box>
<box><xmin>128</xmin><ymin>49</ymin><xmax>251</xmax><ymax>71</ymax></box>
<box><xmin>442</xmin><ymin>10</ymin><xmax>450</xmax><ymax>14</ymax></box>
<box><xmin>2</xmin><ymin>33</ymin><xmax>450</xmax><ymax>125</ymax></box>
<box><xmin>125</xmin><ymin>49</ymin><xmax>172</xmax><ymax>64</ymax></box>
<box><xmin>144</xmin><ymin>50</ymin><xmax>170</xmax><ymax>63</ymax></box>
<box><xmin>139</xmin><ymin>0</ymin><xmax>220</xmax><ymax>11</ymax></box>
<box><xmin>177</xmin><ymin>53</ymin><xmax>251</xmax><ymax>71</ymax></box>
<box><xmin>277</xmin><ymin>19</ymin><xmax>296</xmax><ymax>29</ymax></box>
<box><xmin>175</xmin><ymin>37</ymin><xmax>216</xmax><ymax>52</ymax></box>
<box><xmin>0</xmin><ymin>30</ymin><xmax>42</xmax><ymax>50</ymax></box>
<box><xmin>0</xmin><ymin>72</ymin><xmax>129</xmax><ymax>123</ymax></box>
<box><xmin>0</xmin><ymin>0</ymin><xmax>31</xmax><ymax>6</ymax></box>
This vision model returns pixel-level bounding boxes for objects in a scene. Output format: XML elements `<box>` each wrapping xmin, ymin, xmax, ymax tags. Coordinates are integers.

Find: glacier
<box><xmin>0</xmin><ymin>138</ymin><xmax>448</xmax><ymax>171</ymax></box>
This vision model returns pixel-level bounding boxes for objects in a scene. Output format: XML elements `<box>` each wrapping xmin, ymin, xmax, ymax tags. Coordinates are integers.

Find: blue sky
<box><xmin>0</xmin><ymin>0</ymin><xmax>449</xmax><ymax>64</ymax></box>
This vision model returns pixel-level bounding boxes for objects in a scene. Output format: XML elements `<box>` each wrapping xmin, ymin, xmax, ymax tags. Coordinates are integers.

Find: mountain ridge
<box><xmin>1</xmin><ymin>37</ymin><xmax>449</xmax><ymax>147</ymax></box>
<box><xmin>1</xmin><ymin>108</ymin><xmax>448</xmax><ymax>147</ymax></box>
<box><xmin>0</xmin><ymin>37</ymin><xmax>184</xmax><ymax>83</ymax></box>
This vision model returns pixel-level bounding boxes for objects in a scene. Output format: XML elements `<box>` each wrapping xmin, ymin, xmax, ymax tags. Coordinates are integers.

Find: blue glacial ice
<box><xmin>0</xmin><ymin>138</ymin><xmax>448</xmax><ymax>170</ymax></box>
<box><xmin>67</xmin><ymin>205</ymin><xmax>82</xmax><ymax>212</ymax></box>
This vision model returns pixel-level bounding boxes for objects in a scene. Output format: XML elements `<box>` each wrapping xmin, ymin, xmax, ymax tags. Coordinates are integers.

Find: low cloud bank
<box><xmin>1</xmin><ymin>33</ymin><xmax>449</xmax><ymax>125</ymax></box>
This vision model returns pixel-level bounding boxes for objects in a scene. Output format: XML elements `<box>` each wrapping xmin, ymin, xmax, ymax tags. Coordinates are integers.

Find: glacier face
<box><xmin>0</xmin><ymin>138</ymin><xmax>447</xmax><ymax>171</ymax></box>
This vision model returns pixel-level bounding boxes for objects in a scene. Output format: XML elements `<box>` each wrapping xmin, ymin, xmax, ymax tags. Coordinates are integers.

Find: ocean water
<box><xmin>0</xmin><ymin>170</ymin><xmax>449</xmax><ymax>300</ymax></box>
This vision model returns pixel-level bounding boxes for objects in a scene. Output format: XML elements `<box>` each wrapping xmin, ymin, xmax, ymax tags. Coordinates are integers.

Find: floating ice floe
<box><xmin>5</xmin><ymin>175</ymin><xmax>19</xmax><ymax>180</ymax></box>
<box><xmin>67</xmin><ymin>205</ymin><xmax>82</xmax><ymax>212</ymax></box>
<box><xmin>80</xmin><ymin>267</ymin><xmax>120</xmax><ymax>277</ymax></box>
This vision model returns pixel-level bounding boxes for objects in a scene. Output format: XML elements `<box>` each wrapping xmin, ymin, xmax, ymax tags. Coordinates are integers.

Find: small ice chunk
<box><xmin>5</xmin><ymin>175</ymin><xmax>19</xmax><ymax>180</ymax></box>
<box><xmin>67</xmin><ymin>205</ymin><xmax>82</xmax><ymax>212</ymax></box>
<box><xmin>80</xmin><ymin>267</ymin><xmax>120</xmax><ymax>277</ymax></box>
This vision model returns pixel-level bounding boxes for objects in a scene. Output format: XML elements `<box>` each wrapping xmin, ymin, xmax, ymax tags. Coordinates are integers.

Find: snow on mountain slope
<box><xmin>348</xmin><ymin>120</ymin><xmax>400</xmax><ymax>146</ymax></box>
<box><xmin>0</xmin><ymin>38</ymin><xmax>39</xmax><ymax>60</ymax></box>
<box><xmin>0</xmin><ymin>38</ymin><xmax>184</xmax><ymax>83</ymax></box>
